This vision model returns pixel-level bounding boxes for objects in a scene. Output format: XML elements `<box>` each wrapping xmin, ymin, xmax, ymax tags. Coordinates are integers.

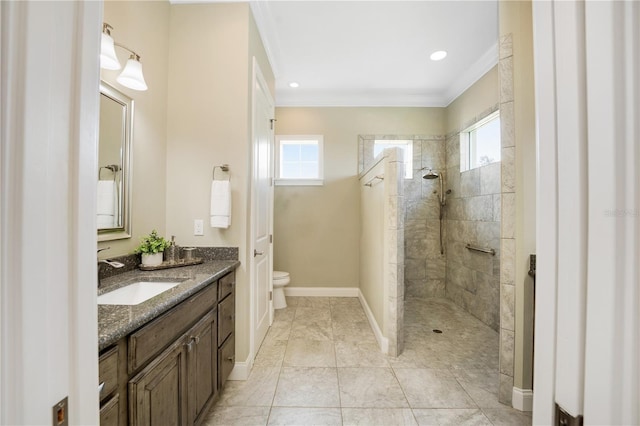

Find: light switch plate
<box><xmin>194</xmin><ymin>219</ymin><xmax>204</xmax><ymax>236</ymax></box>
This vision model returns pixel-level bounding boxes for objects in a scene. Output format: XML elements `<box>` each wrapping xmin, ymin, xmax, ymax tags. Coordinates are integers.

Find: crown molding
<box><xmin>275</xmin><ymin>88</ymin><xmax>447</xmax><ymax>108</ymax></box>
<box><xmin>250</xmin><ymin>1</ymin><xmax>282</xmax><ymax>78</ymax></box>
<box><xmin>442</xmin><ymin>42</ymin><xmax>499</xmax><ymax>107</ymax></box>
<box><xmin>274</xmin><ymin>42</ymin><xmax>498</xmax><ymax>107</ymax></box>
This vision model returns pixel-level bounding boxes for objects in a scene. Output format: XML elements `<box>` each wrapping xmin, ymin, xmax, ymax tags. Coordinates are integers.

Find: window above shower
<box><xmin>460</xmin><ymin>111</ymin><xmax>501</xmax><ymax>171</ymax></box>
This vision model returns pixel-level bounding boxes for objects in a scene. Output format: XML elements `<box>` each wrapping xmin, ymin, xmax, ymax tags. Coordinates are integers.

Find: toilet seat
<box><xmin>273</xmin><ymin>271</ymin><xmax>290</xmax><ymax>284</ymax></box>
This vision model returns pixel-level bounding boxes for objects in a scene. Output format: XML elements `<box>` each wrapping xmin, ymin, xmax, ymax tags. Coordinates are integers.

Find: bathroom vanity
<box><xmin>98</xmin><ymin>260</ymin><xmax>239</xmax><ymax>426</ymax></box>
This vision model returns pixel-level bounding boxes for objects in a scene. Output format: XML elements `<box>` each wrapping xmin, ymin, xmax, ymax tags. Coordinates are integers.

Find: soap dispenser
<box><xmin>166</xmin><ymin>235</ymin><xmax>179</xmax><ymax>264</ymax></box>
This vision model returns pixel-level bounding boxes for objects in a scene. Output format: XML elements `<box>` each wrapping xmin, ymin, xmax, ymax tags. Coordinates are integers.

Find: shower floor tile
<box><xmin>204</xmin><ymin>296</ymin><xmax>530</xmax><ymax>425</ymax></box>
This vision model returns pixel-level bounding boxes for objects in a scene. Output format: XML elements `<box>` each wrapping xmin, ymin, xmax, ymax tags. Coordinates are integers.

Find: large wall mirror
<box><xmin>98</xmin><ymin>81</ymin><xmax>133</xmax><ymax>241</ymax></box>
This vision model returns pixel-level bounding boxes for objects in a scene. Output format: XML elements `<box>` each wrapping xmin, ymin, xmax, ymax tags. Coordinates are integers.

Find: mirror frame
<box><xmin>98</xmin><ymin>81</ymin><xmax>133</xmax><ymax>241</ymax></box>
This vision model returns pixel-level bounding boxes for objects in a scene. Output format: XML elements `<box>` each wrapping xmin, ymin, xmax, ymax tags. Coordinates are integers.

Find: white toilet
<box><xmin>273</xmin><ymin>271</ymin><xmax>290</xmax><ymax>309</ymax></box>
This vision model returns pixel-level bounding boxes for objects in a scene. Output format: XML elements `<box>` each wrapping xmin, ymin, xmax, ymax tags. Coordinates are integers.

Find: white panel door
<box><xmin>251</xmin><ymin>58</ymin><xmax>274</xmax><ymax>355</ymax></box>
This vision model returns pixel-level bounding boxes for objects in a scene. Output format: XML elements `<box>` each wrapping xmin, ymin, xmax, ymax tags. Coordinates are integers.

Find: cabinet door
<box><xmin>187</xmin><ymin>310</ymin><xmax>217</xmax><ymax>425</ymax></box>
<box><xmin>129</xmin><ymin>339</ymin><xmax>188</xmax><ymax>426</ymax></box>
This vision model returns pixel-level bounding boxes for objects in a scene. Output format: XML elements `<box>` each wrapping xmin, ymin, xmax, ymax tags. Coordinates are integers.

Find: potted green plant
<box><xmin>135</xmin><ymin>230</ymin><xmax>169</xmax><ymax>266</ymax></box>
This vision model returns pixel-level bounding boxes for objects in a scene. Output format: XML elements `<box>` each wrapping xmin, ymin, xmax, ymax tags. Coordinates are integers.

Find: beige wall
<box><xmin>165</xmin><ymin>2</ymin><xmax>274</xmax><ymax>363</ymax></box>
<box><xmin>99</xmin><ymin>0</ymin><xmax>171</xmax><ymax>256</ymax></box>
<box><xmin>446</xmin><ymin>66</ymin><xmax>499</xmax><ymax>134</ymax></box>
<box><xmin>500</xmin><ymin>0</ymin><xmax>536</xmax><ymax>391</ymax></box>
<box><xmin>273</xmin><ymin>107</ymin><xmax>444</xmax><ymax>288</ymax></box>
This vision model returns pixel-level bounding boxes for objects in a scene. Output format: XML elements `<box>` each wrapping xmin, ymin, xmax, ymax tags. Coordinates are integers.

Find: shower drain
<box><xmin>432</xmin><ymin>329</ymin><xmax>443</xmax><ymax>334</ymax></box>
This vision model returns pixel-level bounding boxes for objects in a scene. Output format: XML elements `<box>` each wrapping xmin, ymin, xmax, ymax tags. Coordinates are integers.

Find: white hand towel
<box><xmin>97</xmin><ymin>180</ymin><xmax>116</xmax><ymax>228</ymax></box>
<box><xmin>210</xmin><ymin>180</ymin><xmax>231</xmax><ymax>228</ymax></box>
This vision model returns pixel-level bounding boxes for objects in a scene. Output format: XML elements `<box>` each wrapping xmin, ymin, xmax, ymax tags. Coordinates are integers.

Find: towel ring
<box><xmin>99</xmin><ymin>164</ymin><xmax>120</xmax><ymax>181</ymax></box>
<box><xmin>213</xmin><ymin>164</ymin><xmax>230</xmax><ymax>181</ymax></box>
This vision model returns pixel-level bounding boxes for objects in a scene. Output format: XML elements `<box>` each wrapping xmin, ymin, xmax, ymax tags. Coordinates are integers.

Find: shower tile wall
<box><xmin>444</xmin><ymin>132</ymin><xmax>501</xmax><ymax>332</ymax></box>
<box><xmin>404</xmin><ymin>137</ymin><xmax>446</xmax><ymax>298</ymax></box>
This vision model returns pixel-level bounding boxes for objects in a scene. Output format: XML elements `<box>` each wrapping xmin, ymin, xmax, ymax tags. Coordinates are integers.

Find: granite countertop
<box><xmin>98</xmin><ymin>260</ymin><xmax>240</xmax><ymax>351</ymax></box>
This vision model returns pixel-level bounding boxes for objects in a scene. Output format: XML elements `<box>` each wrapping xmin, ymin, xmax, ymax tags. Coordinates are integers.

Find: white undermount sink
<box><xmin>98</xmin><ymin>281</ymin><xmax>181</xmax><ymax>305</ymax></box>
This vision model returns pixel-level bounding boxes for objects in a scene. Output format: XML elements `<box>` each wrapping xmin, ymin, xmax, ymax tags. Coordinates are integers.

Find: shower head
<box><xmin>422</xmin><ymin>168</ymin><xmax>439</xmax><ymax>179</ymax></box>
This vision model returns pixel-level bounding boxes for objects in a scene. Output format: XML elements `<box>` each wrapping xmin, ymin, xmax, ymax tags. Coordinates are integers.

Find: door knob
<box><xmin>254</xmin><ymin>250</ymin><xmax>264</xmax><ymax>257</ymax></box>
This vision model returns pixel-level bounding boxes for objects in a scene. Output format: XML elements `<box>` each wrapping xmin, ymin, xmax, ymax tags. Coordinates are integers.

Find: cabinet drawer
<box><xmin>218</xmin><ymin>272</ymin><xmax>235</xmax><ymax>301</ymax></box>
<box><xmin>98</xmin><ymin>346</ymin><xmax>118</xmax><ymax>401</ymax></box>
<box><xmin>217</xmin><ymin>294</ymin><xmax>235</xmax><ymax>346</ymax></box>
<box><xmin>128</xmin><ymin>283</ymin><xmax>217</xmax><ymax>373</ymax></box>
<box><xmin>99</xmin><ymin>394</ymin><xmax>119</xmax><ymax>426</ymax></box>
<box><xmin>217</xmin><ymin>333</ymin><xmax>235</xmax><ymax>389</ymax></box>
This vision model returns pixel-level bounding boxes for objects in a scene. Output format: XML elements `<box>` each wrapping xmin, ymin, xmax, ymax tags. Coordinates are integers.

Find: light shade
<box><xmin>117</xmin><ymin>56</ymin><xmax>148</xmax><ymax>91</ymax></box>
<box><xmin>100</xmin><ymin>32</ymin><xmax>121</xmax><ymax>70</ymax></box>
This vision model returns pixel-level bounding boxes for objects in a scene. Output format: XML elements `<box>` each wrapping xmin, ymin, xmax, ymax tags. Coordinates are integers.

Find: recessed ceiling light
<box><xmin>430</xmin><ymin>51</ymin><xmax>447</xmax><ymax>61</ymax></box>
<box><xmin>289</xmin><ymin>82</ymin><xmax>299</xmax><ymax>88</ymax></box>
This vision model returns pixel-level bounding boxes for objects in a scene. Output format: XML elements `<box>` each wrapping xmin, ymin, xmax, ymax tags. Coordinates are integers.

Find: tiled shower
<box><xmin>377</xmin><ymin>119</ymin><xmax>501</xmax><ymax>333</ymax></box>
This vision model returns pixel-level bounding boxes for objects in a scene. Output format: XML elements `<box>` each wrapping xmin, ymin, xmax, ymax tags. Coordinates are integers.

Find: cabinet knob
<box><xmin>227</xmin><ymin>356</ymin><xmax>235</xmax><ymax>363</ymax></box>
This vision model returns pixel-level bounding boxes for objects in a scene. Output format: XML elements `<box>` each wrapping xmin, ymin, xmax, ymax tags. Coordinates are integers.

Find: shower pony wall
<box><xmin>358</xmin><ymin>147</ymin><xmax>404</xmax><ymax>356</ymax></box>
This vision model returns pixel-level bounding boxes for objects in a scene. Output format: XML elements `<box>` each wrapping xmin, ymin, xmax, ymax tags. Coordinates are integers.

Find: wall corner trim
<box><xmin>227</xmin><ymin>352</ymin><xmax>254</xmax><ymax>381</ymax></box>
<box><xmin>358</xmin><ymin>290</ymin><xmax>389</xmax><ymax>354</ymax></box>
<box><xmin>512</xmin><ymin>387</ymin><xmax>533</xmax><ymax>412</ymax></box>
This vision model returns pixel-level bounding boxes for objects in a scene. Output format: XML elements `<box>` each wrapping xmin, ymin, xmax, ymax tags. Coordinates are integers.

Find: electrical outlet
<box><xmin>194</xmin><ymin>219</ymin><xmax>204</xmax><ymax>236</ymax></box>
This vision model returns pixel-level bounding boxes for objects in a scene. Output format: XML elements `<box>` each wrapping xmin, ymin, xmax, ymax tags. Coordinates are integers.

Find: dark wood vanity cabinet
<box><xmin>99</xmin><ymin>270</ymin><xmax>236</xmax><ymax>426</ymax></box>
<box><xmin>217</xmin><ymin>272</ymin><xmax>236</xmax><ymax>389</ymax></box>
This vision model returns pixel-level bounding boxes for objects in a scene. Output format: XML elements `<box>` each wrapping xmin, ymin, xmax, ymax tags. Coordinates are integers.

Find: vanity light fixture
<box><xmin>100</xmin><ymin>23</ymin><xmax>148</xmax><ymax>91</ymax></box>
<box><xmin>100</xmin><ymin>23</ymin><xmax>120</xmax><ymax>70</ymax></box>
<box><xmin>289</xmin><ymin>82</ymin><xmax>300</xmax><ymax>88</ymax></box>
<box><xmin>430</xmin><ymin>50</ymin><xmax>448</xmax><ymax>61</ymax></box>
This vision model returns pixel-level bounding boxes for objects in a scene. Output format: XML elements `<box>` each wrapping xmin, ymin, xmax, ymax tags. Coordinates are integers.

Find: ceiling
<box><xmin>250</xmin><ymin>1</ymin><xmax>499</xmax><ymax>107</ymax></box>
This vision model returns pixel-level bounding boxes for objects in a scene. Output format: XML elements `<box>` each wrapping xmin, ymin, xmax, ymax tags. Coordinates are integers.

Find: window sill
<box><xmin>275</xmin><ymin>179</ymin><xmax>324</xmax><ymax>186</ymax></box>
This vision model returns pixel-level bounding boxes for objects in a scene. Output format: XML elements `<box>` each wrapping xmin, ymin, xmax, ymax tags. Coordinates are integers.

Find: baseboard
<box><xmin>284</xmin><ymin>286</ymin><xmax>359</xmax><ymax>297</ymax></box>
<box><xmin>227</xmin><ymin>352</ymin><xmax>253</xmax><ymax>381</ymax></box>
<box><xmin>358</xmin><ymin>290</ymin><xmax>389</xmax><ymax>354</ymax></box>
<box><xmin>512</xmin><ymin>387</ymin><xmax>533</xmax><ymax>412</ymax></box>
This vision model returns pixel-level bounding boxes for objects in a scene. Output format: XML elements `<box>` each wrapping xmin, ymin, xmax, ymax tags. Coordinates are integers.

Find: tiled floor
<box><xmin>203</xmin><ymin>297</ymin><xmax>532</xmax><ymax>425</ymax></box>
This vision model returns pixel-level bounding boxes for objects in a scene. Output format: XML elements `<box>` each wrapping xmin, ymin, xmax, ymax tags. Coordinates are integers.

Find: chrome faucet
<box><xmin>98</xmin><ymin>247</ymin><xmax>125</xmax><ymax>286</ymax></box>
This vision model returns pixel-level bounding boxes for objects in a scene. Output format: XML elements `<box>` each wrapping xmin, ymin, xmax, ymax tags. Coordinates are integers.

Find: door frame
<box><xmin>532</xmin><ymin>1</ymin><xmax>640</xmax><ymax>423</ymax></box>
<box><xmin>0</xmin><ymin>1</ymin><xmax>101</xmax><ymax>423</ymax></box>
<box><xmin>249</xmin><ymin>57</ymin><xmax>275</xmax><ymax>362</ymax></box>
